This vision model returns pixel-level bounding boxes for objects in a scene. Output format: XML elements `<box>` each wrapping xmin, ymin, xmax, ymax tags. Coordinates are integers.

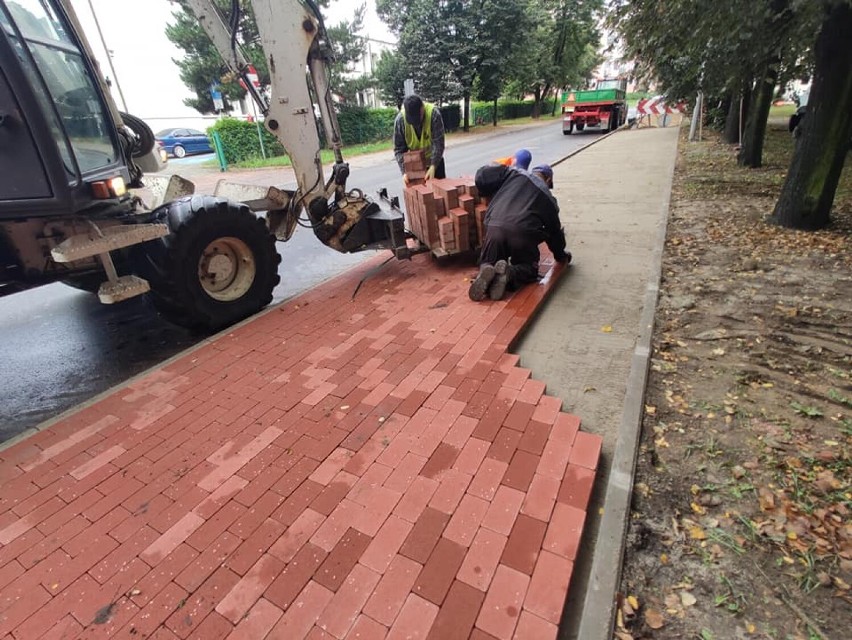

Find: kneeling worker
<box><xmin>469</xmin><ymin>163</ymin><xmax>571</xmax><ymax>302</ymax></box>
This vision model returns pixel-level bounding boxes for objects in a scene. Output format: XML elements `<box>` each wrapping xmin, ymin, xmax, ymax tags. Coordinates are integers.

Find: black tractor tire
<box><xmin>136</xmin><ymin>195</ymin><xmax>281</xmax><ymax>331</ymax></box>
<box><xmin>563</xmin><ymin>122</ymin><xmax>573</xmax><ymax>135</ymax></box>
<box><xmin>576</xmin><ymin>122</ymin><xmax>585</xmax><ymax>131</ymax></box>
<box><xmin>609</xmin><ymin>108</ymin><xmax>620</xmax><ymax>132</ymax></box>
<box><xmin>120</xmin><ymin>112</ymin><xmax>156</xmax><ymax>158</ymax></box>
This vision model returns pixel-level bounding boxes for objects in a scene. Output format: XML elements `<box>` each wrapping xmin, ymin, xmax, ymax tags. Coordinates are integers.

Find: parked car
<box><xmin>154</xmin><ymin>128</ymin><xmax>214</xmax><ymax>158</ymax></box>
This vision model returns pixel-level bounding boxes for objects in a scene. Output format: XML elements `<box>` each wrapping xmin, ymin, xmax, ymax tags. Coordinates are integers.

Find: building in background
<box><xmin>343</xmin><ymin>37</ymin><xmax>396</xmax><ymax>108</ymax></box>
<box><xmin>592</xmin><ymin>28</ymin><xmax>639</xmax><ymax>92</ymax></box>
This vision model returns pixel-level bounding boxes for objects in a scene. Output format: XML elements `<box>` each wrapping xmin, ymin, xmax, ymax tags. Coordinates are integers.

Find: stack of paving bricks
<box><xmin>0</xmin><ymin>249</ymin><xmax>601</xmax><ymax>640</ymax></box>
<box><xmin>402</xmin><ymin>150</ymin><xmax>488</xmax><ymax>257</ymax></box>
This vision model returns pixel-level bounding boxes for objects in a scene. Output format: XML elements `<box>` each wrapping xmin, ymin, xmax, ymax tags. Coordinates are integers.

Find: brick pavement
<box><xmin>0</xmin><ymin>246</ymin><xmax>601</xmax><ymax>639</ymax></box>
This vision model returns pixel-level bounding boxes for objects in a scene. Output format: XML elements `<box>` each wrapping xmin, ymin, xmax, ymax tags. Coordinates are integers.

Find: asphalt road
<box><xmin>0</xmin><ymin>121</ymin><xmax>599</xmax><ymax>442</ymax></box>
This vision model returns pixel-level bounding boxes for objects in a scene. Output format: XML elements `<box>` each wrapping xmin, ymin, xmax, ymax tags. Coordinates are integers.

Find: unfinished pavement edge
<box><xmin>574</xmin><ymin>130</ymin><xmax>678</xmax><ymax>639</ymax></box>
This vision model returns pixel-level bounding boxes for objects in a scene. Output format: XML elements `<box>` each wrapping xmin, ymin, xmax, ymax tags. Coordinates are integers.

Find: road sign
<box><xmin>210</xmin><ymin>84</ymin><xmax>224</xmax><ymax>111</ymax></box>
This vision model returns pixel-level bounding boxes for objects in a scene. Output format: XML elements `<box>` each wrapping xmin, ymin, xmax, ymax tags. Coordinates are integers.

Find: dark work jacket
<box><xmin>474</xmin><ymin>165</ymin><xmax>566</xmax><ymax>254</ymax></box>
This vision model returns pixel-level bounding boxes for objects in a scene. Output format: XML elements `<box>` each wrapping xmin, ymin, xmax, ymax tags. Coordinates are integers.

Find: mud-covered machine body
<box><xmin>0</xmin><ymin>0</ymin><xmax>407</xmax><ymax>330</ymax></box>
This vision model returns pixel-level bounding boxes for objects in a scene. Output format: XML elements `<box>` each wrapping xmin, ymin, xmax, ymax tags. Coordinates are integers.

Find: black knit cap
<box><xmin>403</xmin><ymin>95</ymin><xmax>424</xmax><ymax>125</ymax></box>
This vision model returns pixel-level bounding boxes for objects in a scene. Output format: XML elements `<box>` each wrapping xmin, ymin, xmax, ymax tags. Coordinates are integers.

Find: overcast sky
<box><xmin>68</xmin><ymin>0</ymin><xmax>395</xmax><ymax>121</ymax></box>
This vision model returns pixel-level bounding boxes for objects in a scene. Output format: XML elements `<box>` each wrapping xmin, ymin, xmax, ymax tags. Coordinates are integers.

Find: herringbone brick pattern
<box><xmin>0</xmin><ymin>247</ymin><xmax>600</xmax><ymax>639</ymax></box>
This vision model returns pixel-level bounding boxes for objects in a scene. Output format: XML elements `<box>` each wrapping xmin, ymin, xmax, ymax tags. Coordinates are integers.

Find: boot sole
<box><xmin>469</xmin><ymin>265</ymin><xmax>496</xmax><ymax>301</ymax></box>
<box><xmin>489</xmin><ymin>260</ymin><xmax>509</xmax><ymax>300</ymax></box>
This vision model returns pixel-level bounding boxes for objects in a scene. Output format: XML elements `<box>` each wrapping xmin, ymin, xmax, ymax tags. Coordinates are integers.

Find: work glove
<box><xmin>403</xmin><ymin>173</ymin><xmax>410</xmax><ymax>186</ymax></box>
<box><xmin>554</xmin><ymin>250</ymin><xmax>571</xmax><ymax>264</ymax></box>
<box><xmin>425</xmin><ymin>165</ymin><xmax>436</xmax><ymax>181</ymax></box>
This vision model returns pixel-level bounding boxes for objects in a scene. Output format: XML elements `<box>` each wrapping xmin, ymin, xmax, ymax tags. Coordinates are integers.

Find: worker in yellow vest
<box><xmin>394</xmin><ymin>94</ymin><xmax>446</xmax><ymax>186</ymax></box>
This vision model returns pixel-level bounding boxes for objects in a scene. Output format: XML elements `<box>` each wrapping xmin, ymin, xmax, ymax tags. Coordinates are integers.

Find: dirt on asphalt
<box><xmin>616</xmin><ymin>124</ymin><xmax>851</xmax><ymax>640</ymax></box>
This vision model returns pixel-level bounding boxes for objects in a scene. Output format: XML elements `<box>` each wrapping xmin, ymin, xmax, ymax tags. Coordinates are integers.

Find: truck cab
<box><xmin>562</xmin><ymin>78</ymin><xmax>628</xmax><ymax>135</ymax></box>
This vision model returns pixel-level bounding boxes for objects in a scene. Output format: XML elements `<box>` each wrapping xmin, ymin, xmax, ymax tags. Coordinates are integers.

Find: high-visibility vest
<box><xmin>403</xmin><ymin>102</ymin><xmax>434</xmax><ymax>162</ymax></box>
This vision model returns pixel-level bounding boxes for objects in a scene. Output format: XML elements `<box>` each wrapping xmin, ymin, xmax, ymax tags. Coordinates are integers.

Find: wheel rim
<box><xmin>198</xmin><ymin>237</ymin><xmax>256</xmax><ymax>302</ymax></box>
<box><xmin>174</xmin><ymin>146</ymin><xmax>185</xmax><ymax>158</ymax></box>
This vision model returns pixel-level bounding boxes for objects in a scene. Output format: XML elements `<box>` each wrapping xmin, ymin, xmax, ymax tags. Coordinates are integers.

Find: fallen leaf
<box><xmin>680</xmin><ymin>591</ymin><xmax>697</xmax><ymax>607</ymax></box>
<box><xmin>746</xmin><ymin>622</ymin><xmax>756</xmax><ymax>634</ymax></box>
<box><xmin>665</xmin><ymin>593</ymin><xmax>680</xmax><ymax>609</ymax></box>
<box><xmin>690</xmin><ymin>526</ymin><xmax>707</xmax><ymax>540</ymax></box>
<box><xmin>645</xmin><ymin>405</ymin><xmax>657</xmax><ymax>415</ymax></box>
<box><xmin>645</xmin><ymin>608</ymin><xmax>665</xmax><ymax>629</ymax></box>
<box><xmin>602</xmin><ymin>325</ymin><xmax>613</xmax><ymax>333</ymax></box>
<box><xmin>660</xmin><ymin>553</ymin><xmax>669</xmax><ymax>565</ymax></box>
<box><xmin>627</xmin><ymin>595</ymin><xmax>639</xmax><ymax>610</ymax></box>
<box><xmin>712</xmin><ymin>348</ymin><xmax>725</xmax><ymax>356</ymax></box>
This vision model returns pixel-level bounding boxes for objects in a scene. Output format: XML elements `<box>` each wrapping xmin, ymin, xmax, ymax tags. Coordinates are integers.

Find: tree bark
<box><xmin>463</xmin><ymin>91</ymin><xmax>470</xmax><ymax>132</ymax></box>
<box><xmin>738</xmin><ymin>59</ymin><xmax>779</xmax><ymax>167</ymax></box>
<box><xmin>772</xmin><ymin>2</ymin><xmax>852</xmax><ymax>230</ymax></box>
<box><xmin>492</xmin><ymin>97</ymin><xmax>498</xmax><ymax>127</ymax></box>
<box><xmin>739</xmin><ymin>78</ymin><xmax>754</xmax><ymax>144</ymax></box>
<box><xmin>722</xmin><ymin>93</ymin><xmax>739</xmax><ymax>143</ymax></box>
<box><xmin>532</xmin><ymin>87</ymin><xmax>542</xmax><ymax>119</ymax></box>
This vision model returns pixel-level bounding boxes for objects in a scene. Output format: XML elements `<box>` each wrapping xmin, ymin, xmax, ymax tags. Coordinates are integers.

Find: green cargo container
<box><xmin>562</xmin><ymin>88</ymin><xmax>625</xmax><ymax>104</ymax></box>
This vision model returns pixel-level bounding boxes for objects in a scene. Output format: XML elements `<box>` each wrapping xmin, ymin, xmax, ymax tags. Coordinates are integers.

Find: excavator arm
<box><xmin>183</xmin><ymin>0</ymin><xmax>406</xmax><ymax>254</ymax></box>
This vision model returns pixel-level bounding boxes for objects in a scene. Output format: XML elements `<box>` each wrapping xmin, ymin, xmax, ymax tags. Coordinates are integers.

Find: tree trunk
<box><xmin>463</xmin><ymin>91</ymin><xmax>470</xmax><ymax>132</ymax></box>
<box><xmin>772</xmin><ymin>2</ymin><xmax>852</xmax><ymax>230</ymax></box>
<box><xmin>738</xmin><ymin>59</ymin><xmax>778</xmax><ymax>167</ymax></box>
<box><xmin>722</xmin><ymin>92</ymin><xmax>740</xmax><ymax>143</ymax></box>
<box><xmin>738</xmin><ymin>78</ymin><xmax>754</xmax><ymax>144</ymax></box>
<box><xmin>532</xmin><ymin>87</ymin><xmax>542</xmax><ymax>119</ymax></box>
<box><xmin>492</xmin><ymin>97</ymin><xmax>498</xmax><ymax>127</ymax></box>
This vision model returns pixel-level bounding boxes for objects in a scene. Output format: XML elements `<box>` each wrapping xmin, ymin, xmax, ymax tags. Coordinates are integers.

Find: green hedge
<box><xmin>207</xmin><ymin>118</ymin><xmax>285</xmax><ymax>164</ymax></box>
<box><xmin>337</xmin><ymin>107</ymin><xmax>397</xmax><ymax>145</ymax></box>
<box><xmin>470</xmin><ymin>100</ymin><xmax>559</xmax><ymax>125</ymax></box>
<box><xmin>208</xmin><ymin>99</ymin><xmax>553</xmax><ymax>163</ymax></box>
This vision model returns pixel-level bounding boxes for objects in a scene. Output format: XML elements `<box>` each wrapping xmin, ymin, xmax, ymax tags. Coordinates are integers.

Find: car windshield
<box><xmin>155</xmin><ymin>129</ymin><xmax>176</xmax><ymax>137</ymax></box>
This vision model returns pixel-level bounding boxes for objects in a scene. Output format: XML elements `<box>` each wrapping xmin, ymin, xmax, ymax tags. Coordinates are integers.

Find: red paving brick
<box><xmin>0</xmin><ymin>249</ymin><xmax>601</xmax><ymax>639</ymax></box>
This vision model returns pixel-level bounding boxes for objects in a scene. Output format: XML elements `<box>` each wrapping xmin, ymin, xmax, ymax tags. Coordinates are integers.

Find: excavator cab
<box><xmin>0</xmin><ymin>0</ymin><xmax>147</xmax><ymax>219</ymax></box>
<box><xmin>0</xmin><ymin>0</ymin><xmax>407</xmax><ymax>330</ymax></box>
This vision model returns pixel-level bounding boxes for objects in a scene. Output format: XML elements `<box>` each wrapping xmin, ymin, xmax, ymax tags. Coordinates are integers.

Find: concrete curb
<box><xmin>574</xmin><ymin>131</ymin><xmax>678</xmax><ymax>639</ymax></box>
<box><xmin>551</xmin><ymin>123</ymin><xmax>627</xmax><ymax>168</ymax></box>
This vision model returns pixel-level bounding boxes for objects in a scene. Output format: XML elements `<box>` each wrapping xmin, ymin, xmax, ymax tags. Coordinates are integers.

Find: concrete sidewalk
<box><xmin>519</xmin><ymin>125</ymin><xmax>680</xmax><ymax>638</ymax></box>
<box><xmin>0</xmin><ymin>125</ymin><xmax>679</xmax><ymax>640</ymax></box>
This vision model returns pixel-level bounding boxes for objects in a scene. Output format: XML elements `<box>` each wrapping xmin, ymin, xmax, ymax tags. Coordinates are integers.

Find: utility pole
<box><xmin>86</xmin><ymin>0</ymin><xmax>128</xmax><ymax>112</ymax></box>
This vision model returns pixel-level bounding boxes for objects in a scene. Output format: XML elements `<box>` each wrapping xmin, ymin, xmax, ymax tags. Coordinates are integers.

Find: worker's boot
<box><xmin>489</xmin><ymin>260</ymin><xmax>509</xmax><ymax>301</ymax></box>
<box><xmin>469</xmin><ymin>263</ymin><xmax>496</xmax><ymax>301</ymax></box>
